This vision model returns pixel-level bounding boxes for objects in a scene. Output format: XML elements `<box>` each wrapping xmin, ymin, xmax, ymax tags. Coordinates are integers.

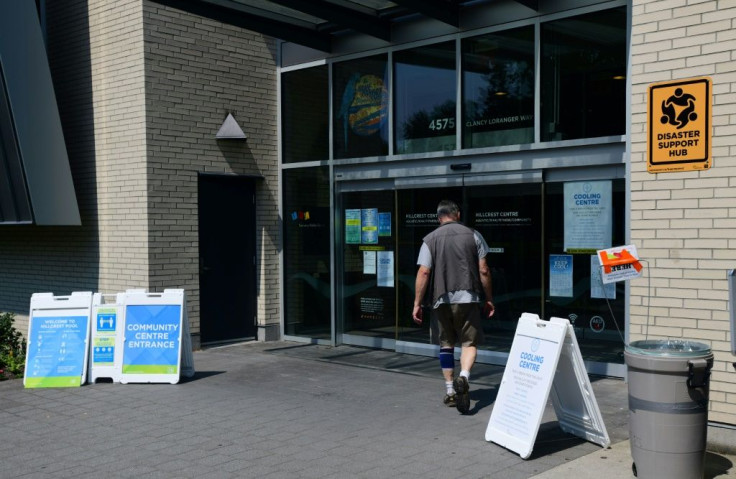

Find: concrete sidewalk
<box><xmin>1</xmin><ymin>341</ymin><xmax>734</xmax><ymax>478</ymax></box>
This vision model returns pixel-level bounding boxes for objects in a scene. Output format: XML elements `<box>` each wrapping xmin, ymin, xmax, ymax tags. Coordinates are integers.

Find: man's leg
<box><xmin>452</xmin><ymin>304</ymin><xmax>483</xmax><ymax>414</ymax></box>
<box><xmin>435</xmin><ymin>305</ymin><xmax>458</xmax><ymax>406</ymax></box>
<box><xmin>459</xmin><ymin>345</ymin><xmax>477</xmax><ymax>375</ymax></box>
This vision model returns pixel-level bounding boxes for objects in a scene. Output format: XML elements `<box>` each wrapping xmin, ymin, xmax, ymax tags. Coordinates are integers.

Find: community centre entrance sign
<box><xmin>486</xmin><ymin>314</ymin><xmax>609</xmax><ymax>459</ymax></box>
<box><xmin>648</xmin><ymin>77</ymin><xmax>712</xmax><ymax>173</ymax></box>
<box><xmin>120</xmin><ymin>289</ymin><xmax>194</xmax><ymax>384</ymax></box>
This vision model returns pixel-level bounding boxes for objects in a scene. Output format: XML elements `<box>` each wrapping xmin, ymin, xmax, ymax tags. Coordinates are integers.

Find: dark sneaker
<box><xmin>443</xmin><ymin>393</ymin><xmax>456</xmax><ymax>407</ymax></box>
<box><xmin>453</xmin><ymin>376</ymin><xmax>470</xmax><ymax>414</ymax></box>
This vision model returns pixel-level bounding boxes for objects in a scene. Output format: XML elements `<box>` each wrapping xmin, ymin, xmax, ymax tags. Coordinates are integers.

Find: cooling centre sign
<box><xmin>647</xmin><ymin>77</ymin><xmax>712</xmax><ymax>173</ymax></box>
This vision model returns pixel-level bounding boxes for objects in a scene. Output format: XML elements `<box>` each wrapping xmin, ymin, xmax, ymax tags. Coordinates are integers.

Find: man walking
<box><xmin>412</xmin><ymin>200</ymin><xmax>494</xmax><ymax>414</ymax></box>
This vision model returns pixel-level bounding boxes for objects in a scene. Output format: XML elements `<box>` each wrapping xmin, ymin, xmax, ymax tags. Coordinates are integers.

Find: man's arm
<box><xmin>479</xmin><ymin>257</ymin><xmax>495</xmax><ymax>318</ymax></box>
<box><xmin>413</xmin><ymin>265</ymin><xmax>431</xmax><ymax>324</ymax></box>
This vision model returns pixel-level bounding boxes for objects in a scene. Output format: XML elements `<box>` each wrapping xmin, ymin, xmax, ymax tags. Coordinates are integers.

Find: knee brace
<box><xmin>439</xmin><ymin>347</ymin><xmax>454</xmax><ymax>370</ymax></box>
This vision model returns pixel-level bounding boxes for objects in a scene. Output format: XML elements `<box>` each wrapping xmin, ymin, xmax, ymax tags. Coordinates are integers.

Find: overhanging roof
<box><xmin>0</xmin><ymin>2</ymin><xmax>81</xmax><ymax>225</ymax></box>
<box><xmin>152</xmin><ymin>0</ymin><xmax>538</xmax><ymax>52</ymax></box>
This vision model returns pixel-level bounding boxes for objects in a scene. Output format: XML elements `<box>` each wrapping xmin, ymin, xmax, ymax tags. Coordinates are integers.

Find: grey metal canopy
<box><xmin>152</xmin><ymin>0</ymin><xmax>539</xmax><ymax>52</ymax></box>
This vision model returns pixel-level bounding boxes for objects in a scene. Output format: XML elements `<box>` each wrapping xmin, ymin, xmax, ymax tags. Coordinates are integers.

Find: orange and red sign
<box><xmin>597</xmin><ymin>245</ymin><xmax>642</xmax><ymax>284</ymax></box>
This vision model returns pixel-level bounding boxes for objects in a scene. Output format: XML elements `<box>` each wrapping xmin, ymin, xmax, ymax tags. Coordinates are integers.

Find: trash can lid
<box><xmin>626</xmin><ymin>339</ymin><xmax>711</xmax><ymax>357</ymax></box>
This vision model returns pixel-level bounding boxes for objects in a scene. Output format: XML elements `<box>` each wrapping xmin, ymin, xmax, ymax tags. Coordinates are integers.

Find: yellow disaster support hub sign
<box><xmin>647</xmin><ymin>77</ymin><xmax>711</xmax><ymax>173</ymax></box>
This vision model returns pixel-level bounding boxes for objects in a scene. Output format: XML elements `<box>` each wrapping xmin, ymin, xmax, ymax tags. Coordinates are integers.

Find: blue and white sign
<box><xmin>378</xmin><ymin>212</ymin><xmax>391</xmax><ymax>237</ymax></box>
<box><xmin>120</xmin><ymin>289</ymin><xmax>192</xmax><ymax>384</ymax></box>
<box><xmin>361</xmin><ymin>208</ymin><xmax>378</xmax><ymax>244</ymax></box>
<box><xmin>123</xmin><ymin>304</ymin><xmax>181</xmax><ymax>375</ymax></box>
<box><xmin>563</xmin><ymin>181</ymin><xmax>612</xmax><ymax>253</ymax></box>
<box><xmin>88</xmin><ymin>293</ymin><xmax>125</xmax><ymax>384</ymax></box>
<box><xmin>486</xmin><ymin>314</ymin><xmax>609</xmax><ymax>458</ymax></box>
<box><xmin>549</xmin><ymin>254</ymin><xmax>573</xmax><ymax>297</ymax></box>
<box><xmin>24</xmin><ymin>292</ymin><xmax>93</xmax><ymax>388</ymax></box>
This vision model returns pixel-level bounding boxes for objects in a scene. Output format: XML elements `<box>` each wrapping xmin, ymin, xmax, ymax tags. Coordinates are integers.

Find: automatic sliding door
<box><xmin>340</xmin><ymin>191</ymin><xmax>396</xmax><ymax>343</ymax></box>
<box><xmin>466</xmin><ymin>183</ymin><xmax>543</xmax><ymax>353</ymax></box>
<box><xmin>396</xmin><ymin>186</ymin><xmax>463</xmax><ymax>344</ymax></box>
<box><xmin>395</xmin><ymin>182</ymin><xmax>542</xmax><ymax>355</ymax></box>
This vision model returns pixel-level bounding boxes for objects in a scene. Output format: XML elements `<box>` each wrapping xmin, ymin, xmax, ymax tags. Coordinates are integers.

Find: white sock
<box><xmin>445</xmin><ymin>381</ymin><xmax>454</xmax><ymax>395</ymax></box>
<box><xmin>460</xmin><ymin>370</ymin><xmax>470</xmax><ymax>380</ymax></box>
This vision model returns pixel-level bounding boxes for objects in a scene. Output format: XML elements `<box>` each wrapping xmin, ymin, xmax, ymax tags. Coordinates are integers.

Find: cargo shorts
<box><xmin>432</xmin><ymin>302</ymin><xmax>484</xmax><ymax>348</ymax></box>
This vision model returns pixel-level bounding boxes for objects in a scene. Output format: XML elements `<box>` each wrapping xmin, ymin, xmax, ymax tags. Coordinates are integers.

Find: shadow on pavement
<box><xmin>468</xmin><ymin>385</ymin><xmax>499</xmax><ymax>415</ymax></box>
<box><xmin>707</xmin><ymin>451</ymin><xmax>735</xmax><ymax>479</ymax></box>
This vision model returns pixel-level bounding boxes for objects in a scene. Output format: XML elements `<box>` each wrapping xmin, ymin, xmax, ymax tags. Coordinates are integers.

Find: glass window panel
<box><xmin>541</xmin><ymin>7</ymin><xmax>627</xmax><ymax>141</ymax></box>
<box><xmin>283</xmin><ymin>166</ymin><xmax>331</xmax><ymax>339</ymax></box>
<box><xmin>281</xmin><ymin>66</ymin><xmax>328</xmax><ymax>163</ymax></box>
<box><xmin>462</xmin><ymin>26</ymin><xmax>534</xmax><ymax>149</ymax></box>
<box><xmin>333</xmin><ymin>55</ymin><xmax>389</xmax><ymax>159</ymax></box>
<box><xmin>544</xmin><ymin>179</ymin><xmax>626</xmax><ymax>364</ymax></box>
<box><xmin>393</xmin><ymin>42</ymin><xmax>456</xmax><ymax>154</ymax></box>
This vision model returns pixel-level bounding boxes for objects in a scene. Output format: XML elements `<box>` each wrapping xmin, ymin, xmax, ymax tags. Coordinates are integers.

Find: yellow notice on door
<box><xmin>647</xmin><ymin>77</ymin><xmax>711</xmax><ymax>173</ymax></box>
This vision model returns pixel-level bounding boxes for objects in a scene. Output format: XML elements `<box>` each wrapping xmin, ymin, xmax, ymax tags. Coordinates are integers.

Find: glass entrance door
<box><xmin>337</xmin><ymin>175</ymin><xmax>626</xmax><ymax>373</ymax></box>
<box><xmin>394</xmin><ymin>182</ymin><xmax>543</xmax><ymax>358</ymax></box>
<box><xmin>339</xmin><ymin>190</ymin><xmax>397</xmax><ymax>347</ymax></box>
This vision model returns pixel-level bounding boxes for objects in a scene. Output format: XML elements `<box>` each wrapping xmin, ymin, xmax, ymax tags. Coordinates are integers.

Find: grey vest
<box><xmin>423</xmin><ymin>221</ymin><xmax>482</xmax><ymax>304</ymax></box>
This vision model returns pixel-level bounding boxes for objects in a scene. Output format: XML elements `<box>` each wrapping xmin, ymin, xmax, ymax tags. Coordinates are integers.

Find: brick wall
<box><xmin>630</xmin><ymin>0</ymin><xmax>736</xmax><ymax>424</ymax></box>
<box><xmin>0</xmin><ymin>0</ymin><xmax>150</xmax><ymax>335</ymax></box>
<box><xmin>142</xmin><ymin>2</ymin><xmax>280</xmax><ymax>342</ymax></box>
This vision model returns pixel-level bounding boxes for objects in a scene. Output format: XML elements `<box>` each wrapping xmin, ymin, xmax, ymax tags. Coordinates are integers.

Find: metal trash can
<box><xmin>625</xmin><ymin>339</ymin><xmax>713</xmax><ymax>478</ymax></box>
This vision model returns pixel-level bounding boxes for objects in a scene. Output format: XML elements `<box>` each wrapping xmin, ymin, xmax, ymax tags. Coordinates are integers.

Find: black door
<box><xmin>198</xmin><ymin>174</ymin><xmax>257</xmax><ymax>344</ymax></box>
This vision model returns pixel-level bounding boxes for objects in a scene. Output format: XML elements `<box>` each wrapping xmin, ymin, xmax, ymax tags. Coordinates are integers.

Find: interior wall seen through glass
<box><xmin>281</xmin><ymin>65</ymin><xmax>329</xmax><ymax>164</ymax></box>
<box><xmin>541</xmin><ymin>7</ymin><xmax>627</xmax><ymax>141</ymax></box>
<box><xmin>333</xmin><ymin>55</ymin><xmax>389</xmax><ymax>159</ymax></box>
<box><xmin>283</xmin><ymin>166</ymin><xmax>331</xmax><ymax>339</ymax></box>
<box><xmin>393</xmin><ymin>41</ymin><xmax>456</xmax><ymax>155</ymax></box>
<box><xmin>462</xmin><ymin>26</ymin><xmax>535</xmax><ymax>148</ymax></box>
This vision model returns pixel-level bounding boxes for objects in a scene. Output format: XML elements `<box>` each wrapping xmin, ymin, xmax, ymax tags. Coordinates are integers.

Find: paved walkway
<box><xmin>1</xmin><ymin>341</ymin><xmax>734</xmax><ymax>478</ymax></box>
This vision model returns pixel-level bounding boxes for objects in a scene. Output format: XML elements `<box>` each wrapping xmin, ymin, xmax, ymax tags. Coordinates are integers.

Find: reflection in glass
<box><xmin>283</xmin><ymin>167</ymin><xmax>331</xmax><ymax>339</ymax></box>
<box><xmin>281</xmin><ymin>66</ymin><xmax>328</xmax><ymax>163</ymax></box>
<box><xmin>462</xmin><ymin>26</ymin><xmax>534</xmax><ymax>148</ymax></box>
<box><xmin>333</xmin><ymin>55</ymin><xmax>389</xmax><ymax>159</ymax></box>
<box><xmin>341</xmin><ymin>191</ymin><xmax>395</xmax><ymax>339</ymax></box>
<box><xmin>394</xmin><ymin>42</ymin><xmax>456</xmax><ymax>154</ymax></box>
<box><xmin>541</xmin><ymin>7</ymin><xmax>626</xmax><ymax>141</ymax></box>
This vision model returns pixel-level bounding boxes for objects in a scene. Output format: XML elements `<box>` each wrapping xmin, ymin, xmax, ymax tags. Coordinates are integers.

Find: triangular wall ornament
<box><xmin>215</xmin><ymin>113</ymin><xmax>247</xmax><ymax>139</ymax></box>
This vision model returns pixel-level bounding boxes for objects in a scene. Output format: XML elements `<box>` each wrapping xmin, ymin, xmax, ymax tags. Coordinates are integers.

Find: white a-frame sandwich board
<box><xmin>485</xmin><ymin>313</ymin><xmax>610</xmax><ymax>459</ymax></box>
<box><xmin>88</xmin><ymin>293</ymin><xmax>125</xmax><ymax>383</ymax></box>
<box><xmin>24</xmin><ymin>292</ymin><xmax>93</xmax><ymax>388</ymax></box>
<box><xmin>119</xmin><ymin>289</ymin><xmax>195</xmax><ymax>384</ymax></box>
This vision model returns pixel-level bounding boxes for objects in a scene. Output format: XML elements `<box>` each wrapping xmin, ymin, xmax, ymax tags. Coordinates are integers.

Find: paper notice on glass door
<box><xmin>590</xmin><ymin>255</ymin><xmax>616</xmax><ymax>299</ymax></box>
<box><xmin>563</xmin><ymin>181</ymin><xmax>612</xmax><ymax>254</ymax></box>
<box><xmin>549</xmin><ymin>254</ymin><xmax>573</xmax><ymax>297</ymax></box>
<box><xmin>361</xmin><ymin>208</ymin><xmax>378</xmax><ymax>244</ymax></box>
<box><xmin>377</xmin><ymin>251</ymin><xmax>394</xmax><ymax>287</ymax></box>
<box><xmin>345</xmin><ymin>209</ymin><xmax>361</xmax><ymax>244</ymax></box>
<box><xmin>363</xmin><ymin>251</ymin><xmax>376</xmax><ymax>275</ymax></box>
